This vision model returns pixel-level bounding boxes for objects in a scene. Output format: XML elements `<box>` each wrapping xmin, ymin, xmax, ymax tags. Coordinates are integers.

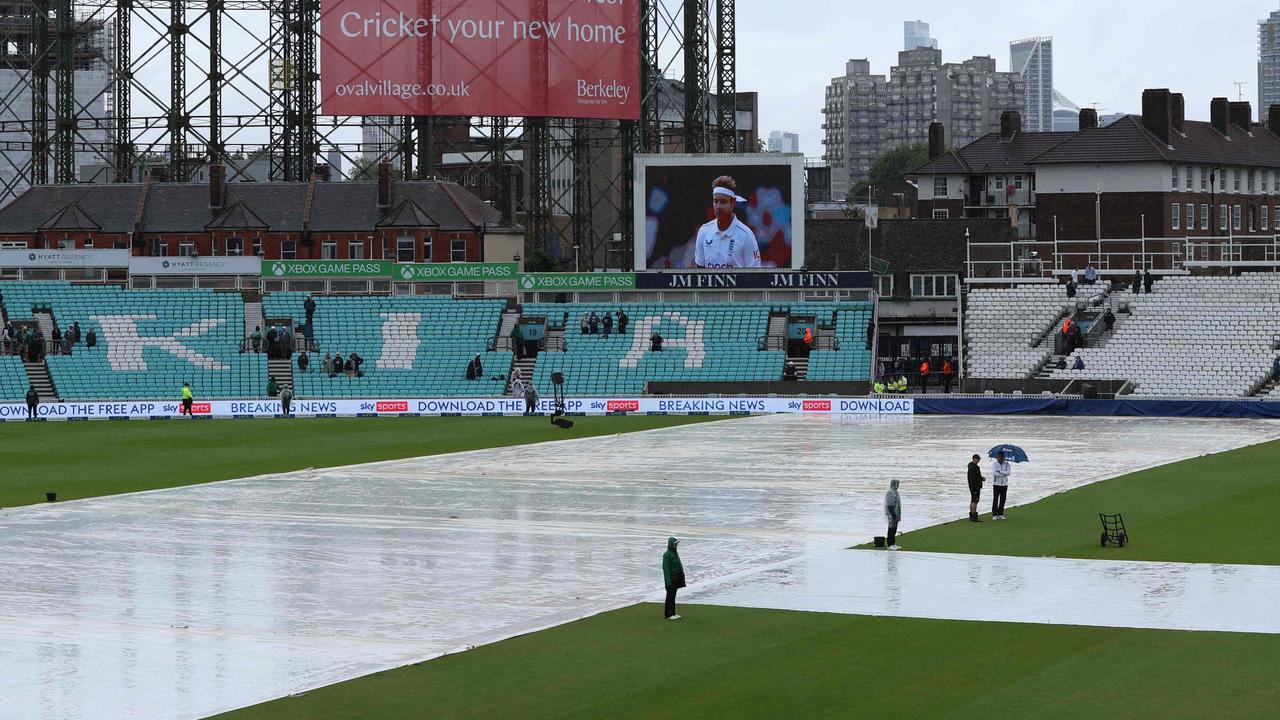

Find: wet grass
<box><xmin>0</xmin><ymin>415</ymin><xmax>724</xmax><ymax>508</ymax></box>
<box><xmin>215</xmin><ymin>603</ymin><xmax>1280</xmax><ymax>720</ymax></box>
<box><xmin>891</xmin><ymin>438</ymin><xmax>1280</xmax><ymax>565</ymax></box>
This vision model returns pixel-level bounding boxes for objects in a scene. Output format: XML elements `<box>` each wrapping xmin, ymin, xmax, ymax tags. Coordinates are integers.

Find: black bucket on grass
<box><xmin>45</xmin><ymin>492</ymin><xmax>57</xmax><ymax>502</ymax></box>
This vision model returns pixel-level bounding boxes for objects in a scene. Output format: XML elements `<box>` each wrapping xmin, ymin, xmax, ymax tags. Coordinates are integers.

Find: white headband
<box><xmin>712</xmin><ymin>186</ymin><xmax>746</xmax><ymax>203</ymax></box>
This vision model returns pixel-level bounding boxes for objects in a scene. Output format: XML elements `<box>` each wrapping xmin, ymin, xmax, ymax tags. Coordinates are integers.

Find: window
<box><xmin>910</xmin><ymin>274</ymin><xmax>958</xmax><ymax>298</ymax></box>
<box><xmin>348</xmin><ymin>238</ymin><xmax>365</xmax><ymax>260</ymax></box>
<box><xmin>149</xmin><ymin>238</ymin><xmax>168</xmax><ymax>256</ymax></box>
<box><xmin>1234</xmin><ymin>169</ymin><xmax>1241</xmax><ymax>191</ymax></box>
<box><xmin>252</xmin><ymin>238</ymin><xmax>262</xmax><ymax>257</ymax></box>
<box><xmin>422</xmin><ymin>236</ymin><xmax>433</xmax><ymax>262</ymax></box>
<box><xmin>1014</xmin><ymin>175</ymin><xmax>1024</xmax><ymax>190</ymax></box>
<box><xmin>179</xmin><ymin>241</ymin><xmax>195</xmax><ymax>257</ymax></box>
<box><xmin>225</xmin><ymin>237</ymin><xmax>243</xmax><ymax>256</ymax></box>
<box><xmin>1220</xmin><ymin>170</ymin><xmax>1226</xmax><ymax>190</ymax></box>
<box><xmin>1221</xmin><ymin>205</ymin><xmax>1229</xmax><ymax>231</ymax></box>
<box><xmin>321</xmin><ymin>241</ymin><xmax>337</xmax><ymax>259</ymax></box>
<box><xmin>1172</xmin><ymin>203</ymin><xmax>1180</xmax><ymax>230</ymax></box>
<box><xmin>932</xmin><ymin>209</ymin><xmax>950</xmax><ymax>219</ymax></box>
<box><xmin>1200</xmin><ymin>204</ymin><xmax>1209</xmax><ymax>230</ymax></box>
<box><xmin>397</xmin><ymin>235</ymin><xmax>415</xmax><ymax>263</ymax></box>
<box><xmin>1250</xmin><ymin>206</ymin><xmax>1256</xmax><ymax>232</ymax></box>
<box><xmin>1265</xmin><ymin>171</ymin><xmax>1271</xmax><ymax>193</ymax></box>
<box><xmin>1233</xmin><ymin>204</ymin><xmax>1242</xmax><ymax>231</ymax></box>
<box><xmin>932</xmin><ymin>176</ymin><xmax>947</xmax><ymax>197</ymax></box>
<box><xmin>1249</xmin><ymin>170</ymin><xmax>1256</xmax><ymax>193</ymax></box>
<box><xmin>451</xmin><ymin>238</ymin><xmax>467</xmax><ymax>262</ymax></box>
<box><xmin>281</xmin><ymin>240</ymin><xmax>296</xmax><ymax>260</ymax></box>
<box><xmin>114</xmin><ymin>240</ymin><xmax>128</xmax><ymax>249</ymax></box>
<box><xmin>1185</xmin><ymin>167</ymin><xmax>1192</xmax><ymax>190</ymax></box>
<box><xmin>875</xmin><ymin>274</ymin><xmax>894</xmax><ymax>297</ymax></box>
<box><xmin>1187</xmin><ymin>204</ymin><xmax>1194</xmax><ymax>232</ymax></box>
<box><xmin>1200</xmin><ymin>168</ymin><xmax>1208</xmax><ymax>191</ymax></box>
<box><xmin>1171</xmin><ymin>166</ymin><xmax>1179</xmax><ymax>188</ymax></box>
<box><xmin>83</xmin><ymin>237</ymin><xmax>93</xmax><ymax>248</ymax></box>
<box><xmin>1264</xmin><ymin>205</ymin><xmax>1270</xmax><ymax>231</ymax></box>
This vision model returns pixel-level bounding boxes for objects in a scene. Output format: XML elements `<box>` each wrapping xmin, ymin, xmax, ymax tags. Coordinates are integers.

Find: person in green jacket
<box><xmin>662</xmin><ymin>537</ymin><xmax>685</xmax><ymax>620</ymax></box>
<box><xmin>180</xmin><ymin>382</ymin><xmax>193</xmax><ymax>416</ymax></box>
<box><xmin>267</xmin><ymin>376</ymin><xmax>279</xmax><ymax>397</ymax></box>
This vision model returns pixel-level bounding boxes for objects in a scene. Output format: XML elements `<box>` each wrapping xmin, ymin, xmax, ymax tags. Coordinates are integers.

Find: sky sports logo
<box><xmin>801</xmin><ymin>400</ymin><xmax>831</xmax><ymax>412</ymax></box>
<box><xmin>577</xmin><ymin>79</ymin><xmax>630</xmax><ymax>105</ymax></box>
<box><xmin>606</xmin><ymin>400</ymin><xmax>639</xmax><ymax>412</ymax></box>
<box><xmin>376</xmin><ymin>401</ymin><xmax>409</xmax><ymax>412</ymax></box>
<box><xmin>191</xmin><ymin>402</ymin><xmax>212</xmax><ymax>414</ymax></box>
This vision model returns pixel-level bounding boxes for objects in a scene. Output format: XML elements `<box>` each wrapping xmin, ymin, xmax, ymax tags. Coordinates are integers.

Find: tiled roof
<box><xmin>37</xmin><ymin>201</ymin><xmax>100</xmax><ymax>231</ymax></box>
<box><xmin>1031</xmin><ymin>115</ymin><xmax>1280</xmax><ymax>167</ymax></box>
<box><xmin>0</xmin><ymin>180</ymin><xmax>504</xmax><ymax>235</ymax></box>
<box><xmin>205</xmin><ymin>200</ymin><xmax>270</xmax><ymax>230</ymax></box>
<box><xmin>915</xmin><ymin>131</ymin><xmax>1076</xmax><ymax>175</ymax></box>
<box><xmin>376</xmin><ymin>198</ymin><xmax>439</xmax><ymax>228</ymax></box>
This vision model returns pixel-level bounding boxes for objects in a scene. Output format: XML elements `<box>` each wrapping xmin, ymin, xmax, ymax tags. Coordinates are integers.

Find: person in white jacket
<box><xmin>991</xmin><ymin>452</ymin><xmax>1011</xmax><ymax>519</ymax></box>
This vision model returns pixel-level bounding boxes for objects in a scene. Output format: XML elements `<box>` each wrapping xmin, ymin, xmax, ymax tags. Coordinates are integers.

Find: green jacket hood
<box><xmin>667</xmin><ymin>537</ymin><xmax>679</xmax><ymax>552</ymax></box>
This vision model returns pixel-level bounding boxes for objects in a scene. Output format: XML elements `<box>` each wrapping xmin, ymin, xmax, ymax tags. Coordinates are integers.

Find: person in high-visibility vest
<box><xmin>180</xmin><ymin>382</ymin><xmax>193</xmax><ymax>417</ymax></box>
<box><xmin>918</xmin><ymin>359</ymin><xmax>930</xmax><ymax>393</ymax></box>
<box><xmin>941</xmin><ymin>359</ymin><xmax>954</xmax><ymax>393</ymax></box>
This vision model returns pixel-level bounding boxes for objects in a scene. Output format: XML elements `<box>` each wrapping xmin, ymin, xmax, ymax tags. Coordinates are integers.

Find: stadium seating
<box><xmin>0</xmin><ymin>282</ymin><xmax>267</xmax><ymax>400</ymax></box>
<box><xmin>0</xmin><ymin>354</ymin><xmax>26</xmax><ymax>401</ymax></box>
<box><xmin>804</xmin><ymin>304</ymin><xmax>874</xmax><ymax>382</ymax></box>
<box><xmin>1045</xmin><ymin>274</ymin><xmax>1280</xmax><ymax>398</ymax></box>
<box><xmin>964</xmin><ymin>284</ymin><xmax>1073</xmax><ymax>379</ymax></box>
<box><xmin>264</xmin><ymin>293</ymin><xmax>511</xmax><ymax>397</ymax></box>
<box><xmin>521</xmin><ymin>301</ymin><xmax>873</xmax><ymax>395</ymax></box>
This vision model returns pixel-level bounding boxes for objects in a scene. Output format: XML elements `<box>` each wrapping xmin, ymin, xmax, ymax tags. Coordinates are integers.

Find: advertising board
<box><xmin>320</xmin><ymin>0</ymin><xmax>640</xmax><ymax>119</ymax></box>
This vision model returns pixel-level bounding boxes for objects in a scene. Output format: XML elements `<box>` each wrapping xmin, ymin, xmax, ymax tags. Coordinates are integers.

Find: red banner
<box><xmin>320</xmin><ymin>0</ymin><xmax>640</xmax><ymax>119</ymax></box>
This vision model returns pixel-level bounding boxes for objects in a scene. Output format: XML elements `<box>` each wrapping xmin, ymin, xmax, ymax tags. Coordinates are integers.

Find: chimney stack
<box><xmin>209</xmin><ymin>162</ymin><xmax>226</xmax><ymax>210</ymax></box>
<box><xmin>377</xmin><ymin>160</ymin><xmax>391</xmax><ymax>208</ymax></box>
<box><xmin>1171</xmin><ymin>93</ymin><xmax>1185</xmax><ymax>133</ymax></box>
<box><xmin>999</xmin><ymin>110</ymin><xmax>1021</xmax><ymax>140</ymax></box>
<box><xmin>1269</xmin><ymin>105</ymin><xmax>1280</xmax><ymax>137</ymax></box>
<box><xmin>927</xmin><ymin>121</ymin><xmax>945</xmax><ymax>159</ymax></box>
<box><xmin>1141</xmin><ymin>88</ymin><xmax>1172</xmax><ymax>146</ymax></box>
<box><xmin>1211</xmin><ymin>97</ymin><xmax>1230</xmax><ymax>135</ymax></box>
<box><xmin>1078</xmin><ymin>108</ymin><xmax>1099</xmax><ymax>130</ymax></box>
<box><xmin>1229</xmin><ymin>101</ymin><xmax>1253</xmax><ymax>130</ymax></box>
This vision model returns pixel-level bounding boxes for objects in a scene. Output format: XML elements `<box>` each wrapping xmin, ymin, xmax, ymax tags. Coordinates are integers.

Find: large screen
<box><xmin>635</xmin><ymin>154</ymin><xmax>805</xmax><ymax>271</ymax></box>
<box><xmin>320</xmin><ymin>0</ymin><xmax>639</xmax><ymax>119</ymax></box>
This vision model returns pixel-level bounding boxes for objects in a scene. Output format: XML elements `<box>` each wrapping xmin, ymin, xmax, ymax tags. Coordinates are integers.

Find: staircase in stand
<box><xmin>34</xmin><ymin>309</ymin><xmax>58</xmax><ymax>343</ymax></box>
<box><xmin>1033</xmin><ymin>355</ymin><xmax>1066</xmax><ymax>380</ymax></box>
<box><xmin>507</xmin><ymin>357</ymin><xmax>537</xmax><ymax>396</ymax></box>
<box><xmin>765</xmin><ymin>312</ymin><xmax>787</xmax><ymax>351</ymax></box>
<box><xmin>244</xmin><ymin>301</ymin><xmax>264</xmax><ymax>339</ymax></box>
<box><xmin>24</xmin><ymin>360</ymin><xmax>56</xmax><ymax>401</ymax></box>
<box><xmin>497</xmin><ymin>310</ymin><xmax>520</xmax><ymax>340</ymax></box>
<box><xmin>268</xmin><ymin>358</ymin><xmax>294</xmax><ymax>395</ymax></box>
<box><xmin>791</xmin><ymin>358</ymin><xmax>809</xmax><ymax>380</ymax></box>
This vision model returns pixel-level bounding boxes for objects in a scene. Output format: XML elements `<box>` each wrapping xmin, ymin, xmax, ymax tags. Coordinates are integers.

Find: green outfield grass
<box><xmin>215</xmin><ymin>603</ymin><xmax>1280</xmax><ymax>720</ymax></box>
<box><xmin>0</xmin><ymin>415</ymin><xmax>722</xmax><ymax>508</ymax></box>
<box><xmin>890</xmin><ymin>438</ymin><xmax>1280</xmax><ymax>565</ymax></box>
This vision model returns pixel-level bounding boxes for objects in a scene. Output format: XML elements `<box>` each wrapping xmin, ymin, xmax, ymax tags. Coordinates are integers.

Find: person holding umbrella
<box><xmin>987</xmin><ymin>444</ymin><xmax>1026</xmax><ymax>519</ymax></box>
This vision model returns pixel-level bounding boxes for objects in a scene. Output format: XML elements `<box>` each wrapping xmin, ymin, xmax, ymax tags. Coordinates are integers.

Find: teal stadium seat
<box><xmin>518</xmin><ymin>302</ymin><xmax>870</xmax><ymax>396</ymax></box>
<box><xmin>264</xmin><ymin>293</ymin><xmax>511</xmax><ymax>398</ymax></box>
<box><xmin>0</xmin><ymin>281</ymin><xmax>266</xmax><ymax>400</ymax></box>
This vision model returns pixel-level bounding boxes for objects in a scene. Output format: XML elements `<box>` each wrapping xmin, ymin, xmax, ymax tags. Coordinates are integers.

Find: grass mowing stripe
<box><xmin>890</xmin><ymin>438</ymin><xmax>1280</xmax><ymax>565</ymax></box>
<box><xmin>0</xmin><ymin>415</ymin><xmax>723</xmax><ymax>508</ymax></box>
<box><xmin>213</xmin><ymin>604</ymin><xmax>1280</xmax><ymax>720</ymax></box>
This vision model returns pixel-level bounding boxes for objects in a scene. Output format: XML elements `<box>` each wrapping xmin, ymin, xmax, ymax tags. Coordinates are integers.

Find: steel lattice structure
<box><xmin>0</xmin><ymin>0</ymin><xmax>737</xmax><ymax>268</ymax></box>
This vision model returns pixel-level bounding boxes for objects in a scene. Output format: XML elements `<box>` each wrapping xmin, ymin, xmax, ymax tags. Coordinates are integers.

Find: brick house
<box><xmin>0</xmin><ymin>162</ymin><xmax>501</xmax><ymax>263</ymax></box>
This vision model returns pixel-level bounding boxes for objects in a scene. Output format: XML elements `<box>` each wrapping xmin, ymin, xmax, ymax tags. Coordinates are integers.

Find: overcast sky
<box><xmin>738</xmin><ymin>0</ymin><xmax>1280</xmax><ymax>157</ymax></box>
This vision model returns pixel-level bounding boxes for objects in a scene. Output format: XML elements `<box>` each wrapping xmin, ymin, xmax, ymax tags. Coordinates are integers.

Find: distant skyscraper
<box><xmin>767</xmin><ymin>131</ymin><xmax>800</xmax><ymax>153</ymax></box>
<box><xmin>822</xmin><ymin>51</ymin><xmax>1023</xmax><ymax>198</ymax></box>
<box><xmin>1260</xmin><ymin>9</ymin><xmax>1280</xmax><ymax>120</ymax></box>
<box><xmin>1011</xmin><ymin>36</ymin><xmax>1053</xmax><ymax>132</ymax></box>
<box><xmin>904</xmin><ymin>21</ymin><xmax>936</xmax><ymax>51</ymax></box>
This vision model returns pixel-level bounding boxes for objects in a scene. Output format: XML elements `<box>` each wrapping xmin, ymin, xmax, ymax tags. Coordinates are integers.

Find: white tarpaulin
<box><xmin>2</xmin><ymin>414</ymin><xmax>1278</xmax><ymax>719</ymax></box>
